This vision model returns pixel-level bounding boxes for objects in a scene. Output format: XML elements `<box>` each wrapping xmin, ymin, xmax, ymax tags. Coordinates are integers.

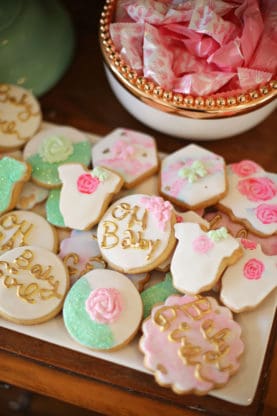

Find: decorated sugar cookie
<box><xmin>218</xmin><ymin>161</ymin><xmax>277</xmax><ymax>236</ymax></box>
<box><xmin>0</xmin><ymin>157</ymin><xmax>31</xmax><ymax>215</ymax></box>
<box><xmin>0</xmin><ymin>211</ymin><xmax>58</xmax><ymax>254</ymax></box>
<box><xmin>63</xmin><ymin>269</ymin><xmax>143</xmax><ymax>351</ymax></box>
<box><xmin>92</xmin><ymin>128</ymin><xmax>159</xmax><ymax>188</ymax></box>
<box><xmin>160</xmin><ymin>144</ymin><xmax>227</xmax><ymax>209</ymax></box>
<box><xmin>97</xmin><ymin>194</ymin><xmax>176</xmax><ymax>274</ymax></box>
<box><xmin>171</xmin><ymin>223</ymin><xmax>242</xmax><ymax>294</ymax></box>
<box><xmin>140</xmin><ymin>294</ymin><xmax>244</xmax><ymax>395</ymax></box>
<box><xmin>23</xmin><ymin>126</ymin><xmax>91</xmax><ymax>188</ymax></box>
<box><xmin>59</xmin><ymin>229</ymin><xmax>106</xmax><ymax>285</ymax></box>
<box><xmin>205</xmin><ymin>209</ymin><xmax>277</xmax><ymax>256</ymax></box>
<box><xmin>0</xmin><ymin>84</ymin><xmax>41</xmax><ymax>150</ymax></box>
<box><xmin>45</xmin><ymin>189</ymin><xmax>65</xmax><ymax>228</ymax></box>
<box><xmin>220</xmin><ymin>239</ymin><xmax>277</xmax><ymax>313</ymax></box>
<box><xmin>16</xmin><ymin>182</ymin><xmax>49</xmax><ymax>210</ymax></box>
<box><xmin>0</xmin><ymin>246</ymin><xmax>69</xmax><ymax>324</ymax></box>
<box><xmin>58</xmin><ymin>164</ymin><xmax>124</xmax><ymax>230</ymax></box>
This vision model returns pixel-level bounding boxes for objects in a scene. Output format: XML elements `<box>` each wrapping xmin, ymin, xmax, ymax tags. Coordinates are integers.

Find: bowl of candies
<box><xmin>99</xmin><ymin>0</ymin><xmax>277</xmax><ymax>140</ymax></box>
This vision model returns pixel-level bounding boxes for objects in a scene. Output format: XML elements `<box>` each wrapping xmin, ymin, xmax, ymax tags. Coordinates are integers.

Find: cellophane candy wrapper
<box><xmin>110</xmin><ymin>0</ymin><xmax>277</xmax><ymax>96</ymax></box>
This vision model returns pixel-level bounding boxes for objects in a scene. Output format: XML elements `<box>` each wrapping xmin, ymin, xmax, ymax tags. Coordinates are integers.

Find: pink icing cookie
<box><xmin>92</xmin><ymin>128</ymin><xmax>159</xmax><ymax>188</ymax></box>
<box><xmin>218</xmin><ymin>161</ymin><xmax>277</xmax><ymax>237</ymax></box>
<box><xmin>160</xmin><ymin>144</ymin><xmax>227</xmax><ymax>210</ymax></box>
<box><xmin>220</xmin><ymin>239</ymin><xmax>277</xmax><ymax>313</ymax></box>
<box><xmin>140</xmin><ymin>294</ymin><xmax>244</xmax><ymax>395</ymax></box>
<box><xmin>171</xmin><ymin>223</ymin><xmax>242</xmax><ymax>294</ymax></box>
<box><xmin>58</xmin><ymin>164</ymin><xmax>124</xmax><ymax>230</ymax></box>
<box><xmin>204</xmin><ymin>209</ymin><xmax>277</xmax><ymax>256</ymax></box>
<box><xmin>97</xmin><ymin>194</ymin><xmax>176</xmax><ymax>274</ymax></box>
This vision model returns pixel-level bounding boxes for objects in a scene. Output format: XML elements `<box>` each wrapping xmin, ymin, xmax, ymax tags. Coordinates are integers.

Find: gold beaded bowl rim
<box><xmin>100</xmin><ymin>0</ymin><xmax>277</xmax><ymax>120</ymax></box>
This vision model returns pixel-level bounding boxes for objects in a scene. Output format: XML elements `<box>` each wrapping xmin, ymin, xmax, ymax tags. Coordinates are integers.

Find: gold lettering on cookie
<box><xmin>180</xmin><ymin>297</ymin><xmax>212</xmax><ymax>320</ymax></box>
<box><xmin>101</xmin><ymin>221</ymin><xmax>119</xmax><ymax>248</ymax></box>
<box><xmin>63</xmin><ymin>253</ymin><xmax>106</xmax><ymax>279</ymax></box>
<box><xmin>0</xmin><ymin>214</ymin><xmax>34</xmax><ymax>252</ymax></box>
<box><xmin>112</xmin><ymin>203</ymin><xmax>147</xmax><ymax>230</ymax></box>
<box><xmin>153</xmin><ymin>306</ymin><xmax>177</xmax><ymax>331</ymax></box>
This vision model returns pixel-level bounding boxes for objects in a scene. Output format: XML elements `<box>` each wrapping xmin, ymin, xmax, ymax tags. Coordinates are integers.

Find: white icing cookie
<box><xmin>16</xmin><ymin>182</ymin><xmax>49</xmax><ymax>210</ymax></box>
<box><xmin>220</xmin><ymin>239</ymin><xmax>277</xmax><ymax>312</ymax></box>
<box><xmin>160</xmin><ymin>144</ymin><xmax>227</xmax><ymax>209</ymax></box>
<box><xmin>0</xmin><ymin>84</ymin><xmax>41</xmax><ymax>150</ymax></box>
<box><xmin>218</xmin><ymin>161</ymin><xmax>277</xmax><ymax>237</ymax></box>
<box><xmin>97</xmin><ymin>194</ymin><xmax>176</xmax><ymax>274</ymax></box>
<box><xmin>0</xmin><ymin>246</ymin><xmax>69</xmax><ymax>324</ymax></box>
<box><xmin>92</xmin><ymin>128</ymin><xmax>159</xmax><ymax>188</ymax></box>
<box><xmin>171</xmin><ymin>222</ymin><xmax>242</xmax><ymax>294</ymax></box>
<box><xmin>63</xmin><ymin>269</ymin><xmax>143</xmax><ymax>351</ymax></box>
<box><xmin>0</xmin><ymin>210</ymin><xmax>58</xmax><ymax>254</ymax></box>
<box><xmin>58</xmin><ymin>164</ymin><xmax>124</xmax><ymax>230</ymax></box>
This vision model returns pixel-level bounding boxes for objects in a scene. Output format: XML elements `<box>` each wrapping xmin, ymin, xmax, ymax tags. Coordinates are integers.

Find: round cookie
<box><xmin>0</xmin><ymin>84</ymin><xmax>41</xmax><ymax>151</ymax></box>
<box><xmin>0</xmin><ymin>246</ymin><xmax>69</xmax><ymax>325</ymax></box>
<box><xmin>97</xmin><ymin>194</ymin><xmax>176</xmax><ymax>274</ymax></box>
<box><xmin>140</xmin><ymin>294</ymin><xmax>244</xmax><ymax>395</ymax></box>
<box><xmin>23</xmin><ymin>126</ymin><xmax>91</xmax><ymax>188</ymax></box>
<box><xmin>63</xmin><ymin>269</ymin><xmax>143</xmax><ymax>351</ymax></box>
<box><xmin>0</xmin><ymin>210</ymin><xmax>58</xmax><ymax>254</ymax></box>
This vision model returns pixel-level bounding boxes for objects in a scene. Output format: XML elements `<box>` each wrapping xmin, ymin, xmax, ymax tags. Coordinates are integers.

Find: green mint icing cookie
<box><xmin>46</xmin><ymin>189</ymin><xmax>65</xmax><ymax>228</ymax></box>
<box><xmin>0</xmin><ymin>157</ymin><xmax>28</xmax><ymax>213</ymax></box>
<box><xmin>28</xmin><ymin>141</ymin><xmax>91</xmax><ymax>186</ymax></box>
<box><xmin>63</xmin><ymin>277</ymin><xmax>114</xmax><ymax>349</ymax></box>
<box><xmin>141</xmin><ymin>273</ymin><xmax>180</xmax><ymax>319</ymax></box>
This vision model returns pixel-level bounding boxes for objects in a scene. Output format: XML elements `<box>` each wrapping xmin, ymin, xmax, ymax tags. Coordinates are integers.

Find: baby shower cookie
<box><xmin>23</xmin><ymin>126</ymin><xmax>91</xmax><ymax>188</ymax></box>
<box><xmin>58</xmin><ymin>164</ymin><xmax>124</xmax><ymax>230</ymax></box>
<box><xmin>205</xmin><ymin>209</ymin><xmax>277</xmax><ymax>256</ymax></box>
<box><xmin>220</xmin><ymin>239</ymin><xmax>277</xmax><ymax>313</ymax></box>
<box><xmin>218</xmin><ymin>160</ymin><xmax>277</xmax><ymax>236</ymax></box>
<box><xmin>0</xmin><ymin>210</ymin><xmax>58</xmax><ymax>254</ymax></box>
<box><xmin>63</xmin><ymin>269</ymin><xmax>143</xmax><ymax>351</ymax></box>
<box><xmin>0</xmin><ymin>246</ymin><xmax>69</xmax><ymax>324</ymax></box>
<box><xmin>92</xmin><ymin>128</ymin><xmax>159</xmax><ymax>188</ymax></box>
<box><xmin>140</xmin><ymin>294</ymin><xmax>244</xmax><ymax>395</ymax></box>
<box><xmin>160</xmin><ymin>144</ymin><xmax>227</xmax><ymax>210</ymax></box>
<box><xmin>16</xmin><ymin>182</ymin><xmax>49</xmax><ymax>210</ymax></box>
<box><xmin>171</xmin><ymin>223</ymin><xmax>242</xmax><ymax>294</ymax></box>
<box><xmin>0</xmin><ymin>157</ymin><xmax>31</xmax><ymax>215</ymax></box>
<box><xmin>97</xmin><ymin>194</ymin><xmax>176</xmax><ymax>274</ymax></box>
<box><xmin>0</xmin><ymin>84</ymin><xmax>41</xmax><ymax>150</ymax></box>
<box><xmin>59</xmin><ymin>229</ymin><xmax>106</xmax><ymax>285</ymax></box>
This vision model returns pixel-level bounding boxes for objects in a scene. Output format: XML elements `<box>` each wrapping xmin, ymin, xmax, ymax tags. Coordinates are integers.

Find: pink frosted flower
<box><xmin>192</xmin><ymin>235</ymin><xmax>214</xmax><ymax>254</ymax></box>
<box><xmin>77</xmin><ymin>174</ymin><xmax>100</xmax><ymax>194</ymax></box>
<box><xmin>231</xmin><ymin>160</ymin><xmax>261</xmax><ymax>177</ymax></box>
<box><xmin>240</xmin><ymin>238</ymin><xmax>257</xmax><ymax>250</ymax></box>
<box><xmin>85</xmin><ymin>288</ymin><xmax>123</xmax><ymax>324</ymax></box>
<box><xmin>255</xmin><ymin>204</ymin><xmax>277</xmax><ymax>224</ymax></box>
<box><xmin>140</xmin><ymin>196</ymin><xmax>172</xmax><ymax>231</ymax></box>
<box><xmin>237</xmin><ymin>177</ymin><xmax>277</xmax><ymax>202</ymax></box>
<box><xmin>243</xmin><ymin>258</ymin><xmax>265</xmax><ymax>280</ymax></box>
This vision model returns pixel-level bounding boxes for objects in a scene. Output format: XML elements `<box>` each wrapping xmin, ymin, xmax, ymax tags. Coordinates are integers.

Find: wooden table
<box><xmin>0</xmin><ymin>1</ymin><xmax>276</xmax><ymax>415</ymax></box>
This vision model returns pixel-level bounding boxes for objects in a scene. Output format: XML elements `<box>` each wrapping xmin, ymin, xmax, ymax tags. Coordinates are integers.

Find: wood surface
<box><xmin>0</xmin><ymin>1</ymin><xmax>276</xmax><ymax>415</ymax></box>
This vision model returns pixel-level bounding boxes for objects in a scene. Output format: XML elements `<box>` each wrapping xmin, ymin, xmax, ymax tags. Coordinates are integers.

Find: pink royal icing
<box><xmin>113</xmin><ymin>140</ymin><xmax>135</xmax><ymax>160</ymax></box>
<box><xmin>77</xmin><ymin>173</ymin><xmax>100</xmax><ymax>194</ymax></box>
<box><xmin>140</xmin><ymin>196</ymin><xmax>172</xmax><ymax>231</ymax></box>
<box><xmin>255</xmin><ymin>204</ymin><xmax>277</xmax><ymax>224</ymax></box>
<box><xmin>85</xmin><ymin>287</ymin><xmax>123</xmax><ymax>324</ymax></box>
<box><xmin>243</xmin><ymin>258</ymin><xmax>265</xmax><ymax>280</ymax></box>
<box><xmin>237</xmin><ymin>177</ymin><xmax>277</xmax><ymax>202</ymax></box>
<box><xmin>231</xmin><ymin>160</ymin><xmax>261</xmax><ymax>177</ymax></box>
<box><xmin>240</xmin><ymin>238</ymin><xmax>257</xmax><ymax>250</ymax></box>
<box><xmin>192</xmin><ymin>235</ymin><xmax>214</xmax><ymax>254</ymax></box>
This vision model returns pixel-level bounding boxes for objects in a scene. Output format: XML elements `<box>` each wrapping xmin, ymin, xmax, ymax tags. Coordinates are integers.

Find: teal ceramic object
<box><xmin>0</xmin><ymin>0</ymin><xmax>75</xmax><ymax>96</ymax></box>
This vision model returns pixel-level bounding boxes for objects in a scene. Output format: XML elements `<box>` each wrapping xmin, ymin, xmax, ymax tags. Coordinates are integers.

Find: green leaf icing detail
<box><xmin>141</xmin><ymin>273</ymin><xmax>179</xmax><ymax>319</ymax></box>
<box><xmin>0</xmin><ymin>157</ymin><xmax>27</xmax><ymax>213</ymax></box>
<box><xmin>92</xmin><ymin>166</ymin><xmax>109</xmax><ymax>182</ymax></box>
<box><xmin>39</xmin><ymin>136</ymin><xmax>74</xmax><ymax>163</ymax></box>
<box><xmin>46</xmin><ymin>189</ymin><xmax>65</xmax><ymax>227</ymax></box>
<box><xmin>178</xmin><ymin>160</ymin><xmax>208</xmax><ymax>183</ymax></box>
<box><xmin>63</xmin><ymin>277</ymin><xmax>114</xmax><ymax>349</ymax></box>
<box><xmin>208</xmin><ymin>226</ymin><xmax>229</xmax><ymax>242</ymax></box>
<box><xmin>28</xmin><ymin>141</ymin><xmax>91</xmax><ymax>186</ymax></box>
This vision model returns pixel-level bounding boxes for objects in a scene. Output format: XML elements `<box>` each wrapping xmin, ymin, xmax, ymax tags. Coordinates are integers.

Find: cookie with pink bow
<box><xmin>92</xmin><ymin>128</ymin><xmax>159</xmax><ymax>188</ymax></box>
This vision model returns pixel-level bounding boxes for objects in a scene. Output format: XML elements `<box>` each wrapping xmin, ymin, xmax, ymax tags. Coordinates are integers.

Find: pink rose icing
<box><xmin>255</xmin><ymin>204</ymin><xmax>277</xmax><ymax>224</ymax></box>
<box><xmin>77</xmin><ymin>173</ymin><xmax>100</xmax><ymax>194</ymax></box>
<box><xmin>231</xmin><ymin>160</ymin><xmax>261</xmax><ymax>177</ymax></box>
<box><xmin>140</xmin><ymin>196</ymin><xmax>172</xmax><ymax>231</ymax></box>
<box><xmin>85</xmin><ymin>287</ymin><xmax>123</xmax><ymax>324</ymax></box>
<box><xmin>237</xmin><ymin>177</ymin><xmax>277</xmax><ymax>202</ymax></box>
<box><xmin>140</xmin><ymin>295</ymin><xmax>244</xmax><ymax>394</ymax></box>
<box><xmin>243</xmin><ymin>258</ymin><xmax>265</xmax><ymax>280</ymax></box>
<box><xmin>192</xmin><ymin>235</ymin><xmax>214</xmax><ymax>254</ymax></box>
<box><xmin>240</xmin><ymin>239</ymin><xmax>257</xmax><ymax>250</ymax></box>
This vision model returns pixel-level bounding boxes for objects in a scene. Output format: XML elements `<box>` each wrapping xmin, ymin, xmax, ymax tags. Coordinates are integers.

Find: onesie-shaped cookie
<box><xmin>220</xmin><ymin>239</ymin><xmax>277</xmax><ymax>312</ymax></box>
<box><xmin>23</xmin><ymin>126</ymin><xmax>91</xmax><ymax>188</ymax></box>
<box><xmin>92</xmin><ymin>128</ymin><xmax>159</xmax><ymax>188</ymax></box>
<box><xmin>0</xmin><ymin>84</ymin><xmax>41</xmax><ymax>150</ymax></box>
<box><xmin>97</xmin><ymin>194</ymin><xmax>176</xmax><ymax>274</ymax></box>
<box><xmin>0</xmin><ymin>157</ymin><xmax>31</xmax><ymax>215</ymax></box>
<box><xmin>58</xmin><ymin>164</ymin><xmax>123</xmax><ymax>230</ymax></box>
<box><xmin>160</xmin><ymin>144</ymin><xmax>227</xmax><ymax>210</ymax></box>
<box><xmin>171</xmin><ymin>223</ymin><xmax>242</xmax><ymax>294</ymax></box>
<box><xmin>218</xmin><ymin>160</ymin><xmax>277</xmax><ymax>237</ymax></box>
<box><xmin>140</xmin><ymin>294</ymin><xmax>244</xmax><ymax>395</ymax></box>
